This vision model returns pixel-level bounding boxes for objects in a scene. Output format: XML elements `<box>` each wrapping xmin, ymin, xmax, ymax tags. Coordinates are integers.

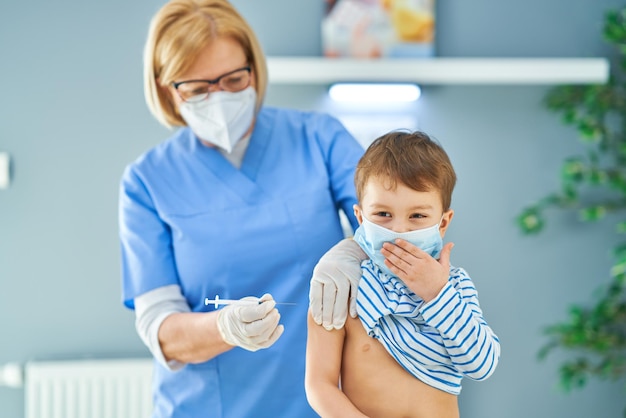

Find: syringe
<box><xmin>204</xmin><ymin>295</ymin><xmax>296</xmax><ymax>309</ymax></box>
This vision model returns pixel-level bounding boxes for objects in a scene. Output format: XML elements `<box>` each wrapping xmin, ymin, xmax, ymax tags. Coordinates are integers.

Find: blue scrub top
<box><xmin>119</xmin><ymin>107</ymin><xmax>364</xmax><ymax>418</ymax></box>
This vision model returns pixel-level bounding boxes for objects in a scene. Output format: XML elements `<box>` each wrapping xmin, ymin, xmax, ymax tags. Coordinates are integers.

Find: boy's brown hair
<box><xmin>354</xmin><ymin>131</ymin><xmax>457</xmax><ymax>210</ymax></box>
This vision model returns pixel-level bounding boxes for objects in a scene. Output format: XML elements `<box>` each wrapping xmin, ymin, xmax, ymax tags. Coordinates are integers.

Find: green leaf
<box><xmin>588</xmin><ymin>168</ymin><xmax>609</xmax><ymax>185</ymax></box>
<box><xmin>559</xmin><ymin>361</ymin><xmax>589</xmax><ymax>392</ymax></box>
<box><xmin>578</xmin><ymin>205</ymin><xmax>607</xmax><ymax>222</ymax></box>
<box><xmin>561</xmin><ymin>158</ymin><xmax>586</xmax><ymax>183</ymax></box>
<box><xmin>605</xmin><ymin>10</ymin><xmax>626</xmax><ymax>43</ymax></box>
<box><xmin>516</xmin><ymin>207</ymin><xmax>544</xmax><ymax>234</ymax></box>
<box><xmin>613</xmin><ymin>243</ymin><xmax>626</xmax><ymax>257</ymax></box>
<box><xmin>562</xmin><ymin>108</ymin><xmax>578</xmax><ymax>125</ymax></box>
<box><xmin>578</xmin><ymin>123</ymin><xmax>602</xmax><ymax>143</ymax></box>
<box><xmin>537</xmin><ymin>341</ymin><xmax>558</xmax><ymax>361</ymax></box>
<box><xmin>555</xmin><ymin>186</ymin><xmax>576</xmax><ymax>204</ymax></box>
<box><xmin>545</xmin><ymin>86</ymin><xmax>586</xmax><ymax>114</ymax></box>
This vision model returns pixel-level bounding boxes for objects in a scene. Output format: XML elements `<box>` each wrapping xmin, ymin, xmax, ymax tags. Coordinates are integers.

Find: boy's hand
<box><xmin>381</xmin><ymin>240</ymin><xmax>454</xmax><ymax>302</ymax></box>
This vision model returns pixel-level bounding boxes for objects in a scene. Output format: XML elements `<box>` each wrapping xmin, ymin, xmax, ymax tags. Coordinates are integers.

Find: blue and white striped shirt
<box><xmin>356</xmin><ymin>260</ymin><xmax>500</xmax><ymax>395</ymax></box>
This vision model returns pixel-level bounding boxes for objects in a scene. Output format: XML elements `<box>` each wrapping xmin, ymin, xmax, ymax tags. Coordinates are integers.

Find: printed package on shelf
<box><xmin>322</xmin><ymin>0</ymin><xmax>435</xmax><ymax>58</ymax></box>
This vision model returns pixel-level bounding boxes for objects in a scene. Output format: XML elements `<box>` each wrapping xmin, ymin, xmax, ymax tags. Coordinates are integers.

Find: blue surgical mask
<box><xmin>353</xmin><ymin>216</ymin><xmax>443</xmax><ymax>277</ymax></box>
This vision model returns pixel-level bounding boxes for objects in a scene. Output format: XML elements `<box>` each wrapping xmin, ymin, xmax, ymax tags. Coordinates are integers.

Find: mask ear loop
<box><xmin>438</xmin><ymin>211</ymin><xmax>454</xmax><ymax>236</ymax></box>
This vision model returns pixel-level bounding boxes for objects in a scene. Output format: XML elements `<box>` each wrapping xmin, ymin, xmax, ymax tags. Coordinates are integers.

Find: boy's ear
<box><xmin>438</xmin><ymin>209</ymin><xmax>454</xmax><ymax>238</ymax></box>
<box><xmin>353</xmin><ymin>204</ymin><xmax>364</xmax><ymax>225</ymax></box>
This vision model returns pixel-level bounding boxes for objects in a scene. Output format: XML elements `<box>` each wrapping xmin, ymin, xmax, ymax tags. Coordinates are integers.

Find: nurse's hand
<box><xmin>216</xmin><ymin>294</ymin><xmax>284</xmax><ymax>352</ymax></box>
<box><xmin>309</xmin><ymin>239</ymin><xmax>367</xmax><ymax>330</ymax></box>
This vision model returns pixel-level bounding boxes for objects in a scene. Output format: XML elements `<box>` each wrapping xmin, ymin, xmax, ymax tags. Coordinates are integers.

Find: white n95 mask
<box><xmin>179</xmin><ymin>86</ymin><xmax>256</xmax><ymax>153</ymax></box>
<box><xmin>353</xmin><ymin>216</ymin><xmax>443</xmax><ymax>277</ymax></box>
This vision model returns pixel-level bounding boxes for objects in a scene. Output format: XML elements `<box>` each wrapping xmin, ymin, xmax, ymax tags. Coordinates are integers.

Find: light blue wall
<box><xmin>0</xmin><ymin>1</ymin><xmax>624</xmax><ymax>417</ymax></box>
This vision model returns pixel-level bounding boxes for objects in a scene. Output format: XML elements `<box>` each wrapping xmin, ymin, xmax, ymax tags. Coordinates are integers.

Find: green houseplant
<box><xmin>516</xmin><ymin>6</ymin><xmax>626</xmax><ymax>409</ymax></box>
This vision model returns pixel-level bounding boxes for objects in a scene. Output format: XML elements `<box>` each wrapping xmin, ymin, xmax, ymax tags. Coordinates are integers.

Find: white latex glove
<box><xmin>309</xmin><ymin>239</ymin><xmax>368</xmax><ymax>330</ymax></box>
<box><xmin>216</xmin><ymin>294</ymin><xmax>284</xmax><ymax>352</ymax></box>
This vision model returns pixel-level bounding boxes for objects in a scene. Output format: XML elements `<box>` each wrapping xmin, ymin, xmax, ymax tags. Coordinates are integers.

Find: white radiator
<box><xmin>23</xmin><ymin>358</ymin><xmax>153</xmax><ymax>418</ymax></box>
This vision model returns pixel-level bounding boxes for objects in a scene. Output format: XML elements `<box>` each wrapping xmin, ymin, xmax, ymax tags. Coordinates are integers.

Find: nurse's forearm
<box><xmin>158</xmin><ymin>311</ymin><xmax>233</xmax><ymax>364</ymax></box>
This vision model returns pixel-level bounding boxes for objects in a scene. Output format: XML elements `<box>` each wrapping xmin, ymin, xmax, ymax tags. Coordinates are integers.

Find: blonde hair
<box><xmin>143</xmin><ymin>0</ymin><xmax>268</xmax><ymax>127</ymax></box>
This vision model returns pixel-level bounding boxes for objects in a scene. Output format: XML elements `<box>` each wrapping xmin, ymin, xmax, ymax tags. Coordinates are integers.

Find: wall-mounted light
<box><xmin>328</xmin><ymin>83</ymin><xmax>421</xmax><ymax>103</ymax></box>
<box><xmin>0</xmin><ymin>152</ymin><xmax>10</xmax><ymax>190</ymax></box>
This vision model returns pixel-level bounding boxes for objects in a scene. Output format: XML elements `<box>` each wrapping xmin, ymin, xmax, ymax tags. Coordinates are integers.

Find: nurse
<box><xmin>118</xmin><ymin>0</ymin><xmax>365</xmax><ymax>417</ymax></box>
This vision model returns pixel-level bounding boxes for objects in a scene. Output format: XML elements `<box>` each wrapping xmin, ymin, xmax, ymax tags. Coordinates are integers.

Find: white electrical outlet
<box><xmin>0</xmin><ymin>152</ymin><xmax>10</xmax><ymax>189</ymax></box>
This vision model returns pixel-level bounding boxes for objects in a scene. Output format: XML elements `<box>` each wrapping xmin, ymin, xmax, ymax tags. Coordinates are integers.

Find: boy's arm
<box><xmin>305</xmin><ymin>311</ymin><xmax>368</xmax><ymax>418</ymax></box>
<box><xmin>420</xmin><ymin>268</ymin><xmax>501</xmax><ymax>381</ymax></box>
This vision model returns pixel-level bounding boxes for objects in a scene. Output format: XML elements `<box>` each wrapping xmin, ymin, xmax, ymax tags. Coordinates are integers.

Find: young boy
<box><xmin>305</xmin><ymin>131</ymin><xmax>500</xmax><ymax>418</ymax></box>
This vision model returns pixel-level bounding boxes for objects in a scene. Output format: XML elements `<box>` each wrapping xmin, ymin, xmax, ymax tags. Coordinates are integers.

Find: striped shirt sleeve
<box><xmin>420</xmin><ymin>267</ymin><xmax>500</xmax><ymax>381</ymax></box>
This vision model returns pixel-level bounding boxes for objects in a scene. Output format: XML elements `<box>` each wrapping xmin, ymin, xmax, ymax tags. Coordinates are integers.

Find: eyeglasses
<box><xmin>172</xmin><ymin>66</ymin><xmax>252</xmax><ymax>103</ymax></box>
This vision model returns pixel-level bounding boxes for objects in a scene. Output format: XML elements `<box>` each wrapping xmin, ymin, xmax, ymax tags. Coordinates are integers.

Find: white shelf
<box><xmin>267</xmin><ymin>57</ymin><xmax>610</xmax><ymax>85</ymax></box>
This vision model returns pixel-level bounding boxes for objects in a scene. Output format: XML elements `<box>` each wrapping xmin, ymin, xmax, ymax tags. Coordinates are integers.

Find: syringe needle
<box><xmin>204</xmin><ymin>295</ymin><xmax>296</xmax><ymax>308</ymax></box>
